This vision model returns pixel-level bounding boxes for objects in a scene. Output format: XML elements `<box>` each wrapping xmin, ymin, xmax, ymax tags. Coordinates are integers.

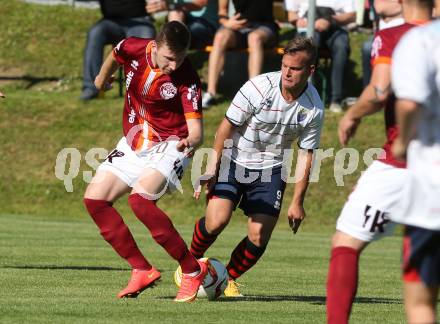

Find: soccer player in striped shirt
<box><xmin>190</xmin><ymin>35</ymin><xmax>324</xmax><ymax>296</ymax></box>
<box><xmin>83</xmin><ymin>21</ymin><xmax>207</xmax><ymax>302</ymax></box>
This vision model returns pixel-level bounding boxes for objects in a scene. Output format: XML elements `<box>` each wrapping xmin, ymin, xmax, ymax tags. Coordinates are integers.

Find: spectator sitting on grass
<box><xmin>201</xmin><ymin>0</ymin><xmax>279</xmax><ymax>109</ymax></box>
<box><xmin>80</xmin><ymin>0</ymin><xmax>156</xmax><ymax>101</ymax></box>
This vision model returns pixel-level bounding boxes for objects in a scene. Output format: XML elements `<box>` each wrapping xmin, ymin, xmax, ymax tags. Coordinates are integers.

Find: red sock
<box><xmin>128</xmin><ymin>194</ymin><xmax>199</xmax><ymax>274</ymax></box>
<box><xmin>83</xmin><ymin>198</ymin><xmax>152</xmax><ymax>270</ymax></box>
<box><xmin>326</xmin><ymin>246</ymin><xmax>360</xmax><ymax>324</ymax></box>
<box><xmin>190</xmin><ymin>217</ymin><xmax>218</xmax><ymax>259</ymax></box>
<box><xmin>226</xmin><ymin>237</ymin><xmax>266</xmax><ymax>280</ymax></box>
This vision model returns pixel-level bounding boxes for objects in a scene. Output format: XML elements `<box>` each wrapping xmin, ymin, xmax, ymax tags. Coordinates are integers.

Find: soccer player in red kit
<box><xmin>326</xmin><ymin>0</ymin><xmax>433</xmax><ymax>322</ymax></box>
<box><xmin>83</xmin><ymin>21</ymin><xmax>207</xmax><ymax>303</ymax></box>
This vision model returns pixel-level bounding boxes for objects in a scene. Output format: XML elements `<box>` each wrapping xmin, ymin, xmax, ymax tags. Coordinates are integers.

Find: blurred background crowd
<box><xmin>66</xmin><ymin>0</ymin><xmax>411</xmax><ymax>112</ymax></box>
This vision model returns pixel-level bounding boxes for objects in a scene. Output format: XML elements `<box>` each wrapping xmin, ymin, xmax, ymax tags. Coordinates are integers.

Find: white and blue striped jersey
<box><xmin>225</xmin><ymin>71</ymin><xmax>324</xmax><ymax>170</ymax></box>
<box><xmin>391</xmin><ymin>21</ymin><xmax>440</xmax><ymax>230</ymax></box>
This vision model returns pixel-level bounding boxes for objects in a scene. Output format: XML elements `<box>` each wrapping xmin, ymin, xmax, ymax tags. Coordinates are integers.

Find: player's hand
<box><xmin>287</xmin><ymin>203</ymin><xmax>306</xmax><ymax>234</ymax></box>
<box><xmin>223</xmin><ymin>14</ymin><xmax>248</xmax><ymax>30</ymax></box>
<box><xmin>391</xmin><ymin>137</ymin><xmax>407</xmax><ymax>161</ymax></box>
<box><xmin>338</xmin><ymin>114</ymin><xmax>361</xmax><ymax>146</ymax></box>
<box><xmin>94</xmin><ymin>74</ymin><xmax>115</xmax><ymax>92</ymax></box>
<box><xmin>0</xmin><ymin>91</ymin><xmax>5</xmax><ymax>98</ymax></box>
<box><xmin>315</xmin><ymin>18</ymin><xmax>331</xmax><ymax>32</ymax></box>
<box><xmin>176</xmin><ymin>138</ymin><xmax>195</xmax><ymax>157</ymax></box>
<box><xmin>193</xmin><ymin>173</ymin><xmax>216</xmax><ymax>200</ymax></box>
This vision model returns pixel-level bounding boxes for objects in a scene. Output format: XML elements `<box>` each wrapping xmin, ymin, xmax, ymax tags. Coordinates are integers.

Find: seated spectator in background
<box><xmin>80</xmin><ymin>0</ymin><xmax>156</xmax><ymax>101</ymax></box>
<box><xmin>361</xmin><ymin>0</ymin><xmax>403</xmax><ymax>87</ymax></box>
<box><xmin>285</xmin><ymin>0</ymin><xmax>356</xmax><ymax>113</ymax></box>
<box><xmin>146</xmin><ymin>0</ymin><xmax>219</xmax><ymax>49</ymax></box>
<box><xmin>202</xmin><ymin>0</ymin><xmax>278</xmax><ymax>109</ymax></box>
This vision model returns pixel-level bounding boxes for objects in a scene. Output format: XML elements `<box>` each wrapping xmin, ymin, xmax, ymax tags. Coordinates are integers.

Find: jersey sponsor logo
<box><xmin>126</xmin><ymin>71</ymin><xmax>135</xmax><ymax>90</ymax></box>
<box><xmin>255</xmin><ymin>97</ymin><xmax>273</xmax><ymax>114</ymax></box>
<box><xmin>187</xmin><ymin>83</ymin><xmax>199</xmax><ymax>110</ymax></box>
<box><xmin>160</xmin><ymin>82</ymin><xmax>177</xmax><ymax>100</ymax></box>
<box><xmin>128</xmin><ymin>109</ymin><xmax>136</xmax><ymax>124</ymax></box>
<box><xmin>131</xmin><ymin>60</ymin><xmax>139</xmax><ymax>70</ymax></box>
<box><xmin>106</xmin><ymin>149</ymin><xmax>125</xmax><ymax>163</ymax></box>
<box><xmin>260</xmin><ymin>97</ymin><xmax>273</xmax><ymax>109</ymax></box>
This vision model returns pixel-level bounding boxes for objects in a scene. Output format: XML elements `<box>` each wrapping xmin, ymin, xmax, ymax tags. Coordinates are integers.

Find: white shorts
<box><xmin>336</xmin><ymin>161</ymin><xmax>407</xmax><ymax>242</ymax></box>
<box><xmin>98</xmin><ymin>137</ymin><xmax>190</xmax><ymax>191</ymax></box>
<box><xmin>389</xmin><ymin>141</ymin><xmax>440</xmax><ymax>230</ymax></box>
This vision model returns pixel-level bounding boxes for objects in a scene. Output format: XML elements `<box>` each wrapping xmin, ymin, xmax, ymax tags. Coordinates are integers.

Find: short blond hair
<box><xmin>283</xmin><ymin>35</ymin><xmax>317</xmax><ymax>65</ymax></box>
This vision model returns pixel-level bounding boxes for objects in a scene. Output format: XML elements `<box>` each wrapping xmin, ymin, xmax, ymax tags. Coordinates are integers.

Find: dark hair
<box><xmin>283</xmin><ymin>35</ymin><xmax>317</xmax><ymax>65</ymax></box>
<box><xmin>156</xmin><ymin>21</ymin><xmax>191</xmax><ymax>54</ymax></box>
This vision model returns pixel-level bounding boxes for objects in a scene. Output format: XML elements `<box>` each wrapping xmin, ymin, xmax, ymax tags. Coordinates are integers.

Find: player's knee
<box><xmin>205</xmin><ymin>214</ymin><xmax>229</xmax><ymax>235</ymax></box>
<box><xmin>83</xmin><ymin>183</ymin><xmax>105</xmax><ymax>202</ymax></box>
<box><xmin>248</xmin><ymin>231</ymin><xmax>271</xmax><ymax>247</ymax></box>
<box><xmin>331</xmin><ymin>231</ymin><xmax>366</xmax><ymax>251</ymax></box>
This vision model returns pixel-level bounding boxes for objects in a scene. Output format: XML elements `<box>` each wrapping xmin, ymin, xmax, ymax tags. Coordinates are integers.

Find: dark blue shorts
<box><xmin>211</xmin><ymin>161</ymin><xmax>286</xmax><ymax>217</ymax></box>
<box><xmin>402</xmin><ymin>225</ymin><xmax>440</xmax><ymax>285</ymax></box>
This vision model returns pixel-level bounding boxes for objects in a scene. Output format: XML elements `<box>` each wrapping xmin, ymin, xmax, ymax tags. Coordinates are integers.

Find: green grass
<box><xmin>0</xmin><ymin>214</ymin><xmax>407</xmax><ymax>323</ymax></box>
<box><xmin>0</xmin><ymin>2</ymin><xmax>421</xmax><ymax>322</ymax></box>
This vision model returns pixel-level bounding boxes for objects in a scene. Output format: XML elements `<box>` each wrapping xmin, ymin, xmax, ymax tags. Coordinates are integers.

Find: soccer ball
<box><xmin>174</xmin><ymin>257</ymin><xmax>229</xmax><ymax>300</ymax></box>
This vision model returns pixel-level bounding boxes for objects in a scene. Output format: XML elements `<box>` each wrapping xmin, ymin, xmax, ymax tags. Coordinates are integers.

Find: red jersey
<box><xmin>370</xmin><ymin>23</ymin><xmax>418</xmax><ymax>168</ymax></box>
<box><xmin>113</xmin><ymin>37</ymin><xmax>202</xmax><ymax>151</ymax></box>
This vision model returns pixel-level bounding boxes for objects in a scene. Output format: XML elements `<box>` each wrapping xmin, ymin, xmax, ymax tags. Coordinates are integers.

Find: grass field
<box><xmin>0</xmin><ymin>214</ymin><xmax>406</xmax><ymax>323</ymax></box>
<box><xmin>0</xmin><ymin>1</ymin><xmax>428</xmax><ymax>322</ymax></box>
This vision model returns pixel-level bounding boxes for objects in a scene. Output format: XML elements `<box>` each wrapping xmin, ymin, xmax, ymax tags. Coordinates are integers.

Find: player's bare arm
<box><xmin>288</xmin><ymin>149</ymin><xmax>314</xmax><ymax>234</ymax></box>
<box><xmin>338</xmin><ymin>63</ymin><xmax>391</xmax><ymax>146</ymax></box>
<box><xmin>94</xmin><ymin>52</ymin><xmax>119</xmax><ymax>91</ymax></box>
<box><xmin>177</xmin><ymin>118</ymin><xmax>203</xmax><ymax>152</ymax></box>
<box><xmin>392</xmin><ymin>99</ymin><xmax>420</xmax><ymax>159</ymax></box>
<box><xmin>193</xmin><ymin>118</ymin><xmax>235</xmax><ymax>199</ymax></box>
<box><xmin>0</xmin><ymin>90</ymin><xmax>5</xmax><ymax>98</ymax></box>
